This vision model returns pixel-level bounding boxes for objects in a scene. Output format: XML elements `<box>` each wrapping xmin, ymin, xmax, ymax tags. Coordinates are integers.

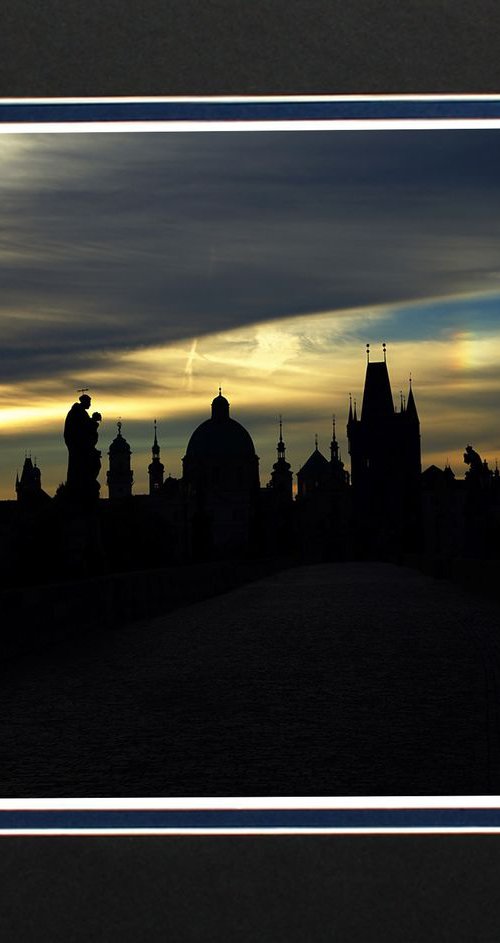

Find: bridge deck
<box><xmin>1</xmin><ymin>561</ymin><xmax>499</xmax><ymax>796</ymax></box>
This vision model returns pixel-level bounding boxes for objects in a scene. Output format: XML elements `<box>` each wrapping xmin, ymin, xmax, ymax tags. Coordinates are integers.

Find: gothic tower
<box><xmin>15</xmin><ymin>454</ymin><xmax>42</xmax><ymax>501</ymax></box>
<box><xmin>347</xmin><ymin>343</ymin><xmax>421</xmax><ymax>549</ymax></box>
<box><xmin>107</xmin><ymin>421</ymin><xmax>133</xmax><ymax>499</ymax></box>
<box><xmin>148</xmin><ymin>420</ymin><xmax>165</xmax><ymax>495</ymax></box>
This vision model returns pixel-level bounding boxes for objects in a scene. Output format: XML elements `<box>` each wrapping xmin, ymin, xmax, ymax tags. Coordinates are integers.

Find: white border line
<box><xmin>1</xmin><ymin>96</ymin><xmax>499</xmax><ymax>824</ymax></box>
<box><xmin>2</xmin><ymin>119</ymin><xmax>500</xmax><ymax>134</ymax></box>
<box><xmin>2</xmin><ymin>828</ymin><xmax>500</xmax><ymax>837</ymax></box>
<box><xmin>1</xmin><ymin>94</ymin><xmax>500</xmax><ymax>103</ymax></box>
<box><xmin>0</xmin><ymin>797</ymin><xmax>499</xmax><ymax>810</ymax></box>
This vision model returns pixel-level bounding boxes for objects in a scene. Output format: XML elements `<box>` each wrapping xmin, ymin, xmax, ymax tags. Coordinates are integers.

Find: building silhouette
<box><xmin>148</xmin><ymin>420</ymin><xmax>164</xmax><ymax>495</ymax></box>
<box><xmin>182</xmin><ymin>389</ymin><xmax>260</xmax><ymax>556</ymax></box>
<box><xmin>107</xmin><ymin>421</ymin><xmax>133</xmax><ymax>499</ymax></box>
<box><xmin>4</xmin><ymin>345</ymin><xmax>500</xmax><ymax>587</ymax></box>
<box><xmin>15</xmin><ymin>455</ymin><xmax>50</xmax><ymax>506</ymax></box>
<box><xmin>347</xmin><ymin>344</ymin><xmax>421</xmax><ymax>553</ymax></box>
<box><xmin>268</xmin><ymin>417</ymin><xmax>293</xmax><ymax>504</ymax></box>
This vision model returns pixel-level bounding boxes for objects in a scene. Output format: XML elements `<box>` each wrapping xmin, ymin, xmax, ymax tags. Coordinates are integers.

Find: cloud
<box><xmin>2</xmin><ymin>128</ymin><xmax>500</xmax><ymax>496</ymax></box>
<box><xmin>1</xmin><ymin>129</ymin><xmax>500</xmax><ymax>389</ymax></box>
<box><xmin>2</xmin><ymin>292</ymin><xmax>500</xmax><ymax>498</ymax></box>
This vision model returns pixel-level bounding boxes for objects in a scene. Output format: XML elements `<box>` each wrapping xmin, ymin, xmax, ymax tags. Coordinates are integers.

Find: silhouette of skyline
<box><xmin>1</xmin><ymin>130</ymin><xmax>500</xmax><ymax>496</ymax></box>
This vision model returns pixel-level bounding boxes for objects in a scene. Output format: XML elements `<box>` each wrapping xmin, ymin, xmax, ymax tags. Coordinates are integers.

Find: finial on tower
<box><xmin>332</xmin><ymin>413</ymin><xmax>336</xmax><ymax>440</ymax></box>
<box><xmin>218</xmin><ymin>385</ymin><xmax>222</xmax><ymax>396</ymax></box>
<box><xmin>315</xmin><ymin>433</ymin><xmax>319</xmax><ymax>451</ymax></box>
<box><xmin>382</xmin><ymin>342</ymin><xmax>386</xmax><ymax>362</ymax></box>
<box><xmin>117</xmin><ymin>418</ymin><xmax>122</xmax><ymax>435</ymax></box>
<box><xmin>366</xmin><ymin>343</ymin><xmax>370</xmax><ymax>363</ymax></box>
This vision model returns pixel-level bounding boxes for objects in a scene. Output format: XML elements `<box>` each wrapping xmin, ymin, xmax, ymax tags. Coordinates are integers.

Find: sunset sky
<box><xmin>1</xmin><ymin>128</ymin><xmax>500</xmax><ymax>498</ymax></box>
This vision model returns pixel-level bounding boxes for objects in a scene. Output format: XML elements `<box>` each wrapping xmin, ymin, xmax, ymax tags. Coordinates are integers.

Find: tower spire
<box><xmin>330</xmin><ymin>413</ymin><xmax>339</xmax><ymax>463</ymax></box>
<box><xmin>405</xmin><ymin>374</ymin><xmax>419</xmax><ymax>422</ymax></box>
<box><xmin>152</xmin><ymin>418</ymin><xmax>160</xmax><ymax>457</ymax></box>
<box><xmin>277</xmin><ymin>414</ymin><xmax>286</xmax><ymax>460</ymax></box>
<box><xmin>149</xmin><ymin>419</ymin><xmax>164</xmax><ymax>493</ymax></box>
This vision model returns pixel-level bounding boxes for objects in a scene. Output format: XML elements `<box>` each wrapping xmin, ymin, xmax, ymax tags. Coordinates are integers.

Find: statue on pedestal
<box><xmin>64</xmin><ymin>391</ymin><xmax>102</xmax><ymax>502</ymax></box>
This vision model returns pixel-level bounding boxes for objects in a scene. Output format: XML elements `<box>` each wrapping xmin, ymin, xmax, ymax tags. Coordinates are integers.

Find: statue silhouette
<box><xmin>64</xmin><ymin>393</ymin><xmax>102</xmax><ymax>501</ymax></box>
<box><xmin>463</xmin><ymin>444</ymin><xmax>484</xmax><ymax>476</ymax></box>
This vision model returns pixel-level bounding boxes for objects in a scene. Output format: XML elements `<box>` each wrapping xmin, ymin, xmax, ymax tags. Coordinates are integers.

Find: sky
<box><xmin>1</xmin><ymin>128</ymin><xmax>500</xmax><ymax>497</ymax></box>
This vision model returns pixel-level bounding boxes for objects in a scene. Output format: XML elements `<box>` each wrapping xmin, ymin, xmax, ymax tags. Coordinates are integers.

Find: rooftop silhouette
<box><xmin>2</xmin><ymin>345</ymin><xmax>499</xmax><ymax>588</ymax></box>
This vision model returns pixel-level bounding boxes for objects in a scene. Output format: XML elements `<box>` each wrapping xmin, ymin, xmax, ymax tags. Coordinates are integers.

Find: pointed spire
<box><xmin>315</xmin><ymin>433</ymin><xmax>319</xmax><ymax>451</ymax></box>
<box><xmin>406</xmin><ymin>376</ymin><xmax>419</xmax><ymax>421</ymax></box>
<box><xmin>353</xmin><ymin>398</ymin><xmax>358</xmax><ymax>421</ymax></box>
<box><xmin>277</xmin><ymin>414</ymin><xmax>286</xmax><ymax>460</ymax></box>
<box><xmin>152</xmin><ymin>419</ymin><xmax>160</xmax><ymax>457</ymax></box>
<box><xmin>348</xmin><ymin>393</ymin><xmax>353</xmax><ymax>423</ymax></box>
<box><xmin>149</xmin><ymin>418</ymin><xmax>164</xmax><ymax>493</ymax></box>
<box><xmin>330</xmin><ymin>413</ymin><xmax>339</xmax><ymax>463</ymax></box>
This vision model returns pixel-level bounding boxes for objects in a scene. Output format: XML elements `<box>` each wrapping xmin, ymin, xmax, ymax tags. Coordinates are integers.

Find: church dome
<box><xmin>185</xmin><ymin>393</ymin><xmax>257</xmax><ymax>461</ymax></box>
<box><xmin>109</xmin><ymin>421</ymin><xmax>131</xmax><ymax>453</ymax></box>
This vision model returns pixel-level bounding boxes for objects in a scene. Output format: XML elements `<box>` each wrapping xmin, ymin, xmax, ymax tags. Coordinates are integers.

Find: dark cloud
<box><xmin>2</xmin><ymin>130</ymin><xmax>500</xmax><ymax>384</ymax></box>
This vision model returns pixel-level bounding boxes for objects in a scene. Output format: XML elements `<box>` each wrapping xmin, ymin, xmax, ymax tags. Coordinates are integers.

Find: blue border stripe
<box><xmin>1</xmin><ymin>100</ymin><xmax>500</xmax><ymax>124</ymax></box>
<box><xmin>2</xmin><ymin>809</ymin><xmax>500</xmax><ymax>830</ymax></box>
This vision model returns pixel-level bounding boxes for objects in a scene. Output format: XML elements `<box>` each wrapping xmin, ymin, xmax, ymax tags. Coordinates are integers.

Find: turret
<box><xmin>148</xmin><ymin>419</ymin><xmax>165</xmax><ymax>495</ymax></box>
<box><xmin>15</xmin><ymin>454</ymin><xmax>50</xmax><ymax>504</ymax></box>
<box><xmin>330</xmin><ymin>415</ymin><xmax>349</xmax><ymax>488</ymax></box>
<box><xmin>107</xmin><ymin>420</ymin><xmax>133</xmax><ymax>499</ymax></box>
<box><xmin>269</xmin><ymin>416</ymin><xmax>293</xmax><ymax>501</ymax></box>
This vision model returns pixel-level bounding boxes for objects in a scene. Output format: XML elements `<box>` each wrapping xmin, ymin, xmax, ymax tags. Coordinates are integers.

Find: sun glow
<box><xmin>2</xmin><ymin>295</ymin><xmax>500</xmax><ymax>498</ymax></box>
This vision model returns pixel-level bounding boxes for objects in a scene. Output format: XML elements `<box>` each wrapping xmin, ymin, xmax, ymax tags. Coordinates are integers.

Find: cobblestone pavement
<box><xmin>1</xmin><ymin>562</ymin><xmax>500</xmax><ymax>796</ymax></box>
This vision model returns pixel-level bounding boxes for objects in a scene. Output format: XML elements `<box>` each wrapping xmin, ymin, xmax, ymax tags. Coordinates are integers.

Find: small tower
<box><xmin>148</xmin><ymin>419</ymin><xmax>165</xmax><ymax>495</ymax></box>
<box><xmin>15</xmin><ymin>454</ymin><xmax>42</xmax><ymax>501</ymax></box>
<box><xmin>269</xmin><ymin>416</ymin><xmax>293</xmax><ymax>501</ymax></box>
<box><xmin>297</xmin><ymin>436</ymin><xmax>331</xmax><ymax>498</ymax></box>
<box><xmin>330</xmin><ymin>415</ymin><xmax>349</xmax><ymax>488</ymax></box>
<box><xmin>107</xmin><ymin>420</ymin><xmax>133</xmax><ymax>499</ymax></box>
